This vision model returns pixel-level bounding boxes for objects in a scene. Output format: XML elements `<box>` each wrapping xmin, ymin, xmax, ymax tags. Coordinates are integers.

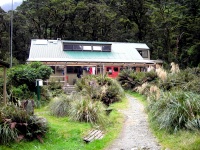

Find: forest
<box><xmin>0</xmin><ymin>0</ymin><xmax>199</xmax><ymax>68</ymax></box>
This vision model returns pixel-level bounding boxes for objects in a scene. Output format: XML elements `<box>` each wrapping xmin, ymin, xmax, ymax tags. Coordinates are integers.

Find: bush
<box><xmin>147</xmin><ymin>91</ymin><xmax>200</xmax><ymax>132</ymax></box>
<box><xmin>49</xmin><ymin>94</ymin><xmax>71</xmax><ymax>117</ymax></box>
<box><xmin>117</xmin><ymin>69</ymin><xmax>158</xmax><ymax>90</ymax></box>
<box><xmin>100</xmin><ymin>78</ymin><xmax>125</xmax><ymax>105</ymax></box>
<box><xmin>47</xmin><ymin>79</ymin><xmax>64</xmax><ymax>97</ymax></box>
<box><xmin>0</xmin><ymin>123</ymin><xmax>17</xmax><ymax>145</ymax></box>
<box><xmin>69</xmin><ymin>95</ymin><xmax>107</xmax><ymax>126</ymax></box>
<box><xmin>8</xmin><ymin>62</ymin><xmax>52</xmax><ymax>92</ymax></box>
<box><xmin>0</xmin><ymin>104</ymin><xmax>48</xmax><ymax>144</ymax></box>
<box><xmin>75</xmin><ymin>74</ymin><xmax>125</xmax><ymax>105</ymax></box>
<box><xmin>157</xmin><ymin>67</ymin><xmax>200</xmax><ymax>94</ymax></box>
<box><xmin>11</xmin><ymin>84</ymin><xmax>34</xmax><ymax>102</ymax></box>
<box><xmin>135</xmin><ymin>82</ymin><xmax>151</xmax><ymax>96</ymax></box>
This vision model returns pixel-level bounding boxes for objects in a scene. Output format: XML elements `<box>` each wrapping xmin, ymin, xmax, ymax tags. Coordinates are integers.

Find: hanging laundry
<box><xmin>92</xmin><ymin>67</ymin><xmax>95</xmax><ymax>75</ymax></box>
<box><xmin>89</xmin><ymin>67</ymin><xmax>92</xmax><ymax>74</ymax></box>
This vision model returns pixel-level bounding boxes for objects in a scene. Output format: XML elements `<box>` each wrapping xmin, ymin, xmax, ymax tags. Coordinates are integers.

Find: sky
<box><xmin>0</xmin><ymin>0</ymin><xmax>23</xmax><ymax>6</ymax></box>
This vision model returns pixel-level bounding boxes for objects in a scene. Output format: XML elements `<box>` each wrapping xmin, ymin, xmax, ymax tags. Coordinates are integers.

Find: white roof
<box><xmin>28</xmin><ymin>39</ymin><xmax>161</xmax><ymax>64</ymax></box>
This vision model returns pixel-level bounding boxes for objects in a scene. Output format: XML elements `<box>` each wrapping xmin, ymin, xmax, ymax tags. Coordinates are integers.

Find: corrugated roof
<box><xmin>28</xmin><ymin>39</ymin><xmax>152</xmax><ymax>63</ymax></box>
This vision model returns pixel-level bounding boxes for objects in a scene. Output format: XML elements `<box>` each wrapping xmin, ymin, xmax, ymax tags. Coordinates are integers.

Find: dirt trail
<box><xmin>106</xmin><ymin>94</ymin><xmax>161</xmax><ymax>150</ymax></box>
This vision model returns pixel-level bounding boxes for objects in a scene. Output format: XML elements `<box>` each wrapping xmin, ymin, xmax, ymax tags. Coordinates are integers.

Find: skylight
<box><xmin>63</xmin><ymin>43</ymin><xmax>111</xmax><ymax>52</ymax></box>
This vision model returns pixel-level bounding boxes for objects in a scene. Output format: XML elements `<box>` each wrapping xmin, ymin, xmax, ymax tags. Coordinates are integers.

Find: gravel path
<box><xmin>106</xmin><ymin>94</ymin><xmax>161</xmax><ymax>150</ymax></box>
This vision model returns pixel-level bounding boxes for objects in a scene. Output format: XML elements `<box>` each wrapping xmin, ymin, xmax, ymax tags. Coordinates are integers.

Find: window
<box><xmin>64</xmin><ymin>45</ymin><xmax>73</xmax><ymax>50</ymax></box>
<box><xmin>83</xmin><ymin>45</ymin><xmax>92</xmax><ymax>50</ymax></box>
<box><xmin>93</xmin><ymin>46</ymin><xmax>102</xmax><ymax>51</ymax></box>
<box><xmin>102</xmin><ymin>45</ymin><xmax>111</xmax><ymax>52</ymax></box>
<box><xmin>67</xmin><ymin>66</ymin><xmax>74</xmax><ymax>73</ymax></box>
<box><xmin>73</xmin><ymin>45</ymin><xmax>82</xmax><ymax>50</ymax></box>
<box><xmin>138</xmin><ymin>50</ymin><xmax>148</xmax><ymax>58</ymax></box>
<box><xmin>106</xmin><ymin>67</ymin><xmax>112</xmax><ymax>74</ymax></box>
<box><xmin>63</xmin><ymin>43</ymin><xmax>112</xmax><ymax>52</ymax></box>
<box><xmin>113</xmin><ymin>67</ymin><xmax>118</xmax><ymax>72</ymax></box>
<box><xmin>67</xmin><ymin>66</ymin><xmax>81</xmax><ymax>73</ymax></box>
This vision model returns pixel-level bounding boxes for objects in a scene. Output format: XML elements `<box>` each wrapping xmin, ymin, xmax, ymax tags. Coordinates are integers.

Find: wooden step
<box><xmin>83</xmin><ymin>129</ymin><xmax>104</xmax><ymax>143</ymax></box>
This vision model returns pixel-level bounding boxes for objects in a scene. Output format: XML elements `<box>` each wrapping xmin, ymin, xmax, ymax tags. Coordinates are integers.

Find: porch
<box><xmin>42</xmin><ymin>61</ymin><xmax>161</xmax><ymax>86</ymax></box>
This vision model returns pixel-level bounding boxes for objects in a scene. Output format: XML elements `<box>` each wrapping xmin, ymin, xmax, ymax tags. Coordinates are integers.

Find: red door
<box><xmin>106</xmin><ymin>66</ymin><xmax>120</xmax><ymax>78</ymax></box>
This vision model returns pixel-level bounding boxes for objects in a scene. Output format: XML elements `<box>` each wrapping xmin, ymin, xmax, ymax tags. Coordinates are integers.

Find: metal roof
<box><xmin>28</xmin><ymin>39</ymin><xmax>157</xmax><ymax>63</ymax></box>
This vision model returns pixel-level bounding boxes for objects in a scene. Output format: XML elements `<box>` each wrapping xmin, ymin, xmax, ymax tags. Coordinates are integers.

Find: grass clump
<box><xmin>75</xmin><ymin>74</ymin><xmax>125</xmax><ymax>106</ymax></box>
<box><xmin>69</xmin><ymin>95</ymin><xmax>107</xmax><ymax>126</ymax></box>
<box><xmin>49</xmin><ymin>94</ymin><xmax>71</xmax><ymax>117</ymax></box>
<box><xmin>0</xmin><ymin>95</ymin><xmax>128</xmax><ymax>150</ymax></box>
<box><xmin>148</xmin><ymin>91</ymin><xmax>200</xmax><ymax>132</ymax></box>
<box><xmin>0</xmin><ymin>123</ymin><xmax>17</xmax><ymax>145</ymax></box>
<box><xmin>118</xmin><ymin>69</ymin><xmax>158</xmax><ymax>90</ymax></box>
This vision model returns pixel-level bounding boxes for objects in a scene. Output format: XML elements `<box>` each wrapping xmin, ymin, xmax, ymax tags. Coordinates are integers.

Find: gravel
<box><xmin>106</xmin><ymin>94</ymin><xmax>161</xmax><ymax>150</ymax></box>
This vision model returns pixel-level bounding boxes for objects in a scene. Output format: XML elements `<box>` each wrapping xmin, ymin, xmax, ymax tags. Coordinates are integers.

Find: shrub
<box><xmin>135</xmin><ymin>82</ymin><xmax>150</xmax><ymax>96</ymax></box>
<box><xmin>11</xmin><ymin>84</ymin><xmax>34</xmax><ymax>102</ymax></box>
<box><xmin>100</xmin><ymin>78</ymin><xmax>125</xmax><ymax>105</ymax></box>
<box><xmin>8</xmin><ymin>62</ymin><xmax>52</xmax><ymax>92</ymax></box>
<box><xmin>49</xmin><ymin>94</ymin><xmax>71</xmax><ymax>117</ymax></box>
<box><xmin>186</xmin><ymin>119</ymin><xmax>200</xmax><ymax>131</ymax></box>
<box><xmin>0</xmin><ymin>123</ymin><xmax>17</xmax><ymax>145</ymax></box>
<box><xmin>40</xmin><ymin>86</ymin><xmax>52</xmax><ymax>104</ymax></box>
<box><xmin>148</xmin><ymin>91</ymin><xmax>200</xmax><ymax>132</ymax></box>
<box><xmin>0</xmin><ymin>104</ymin><xmax>48</xmax><ymax>144</ymax></box>
<box><xmin>118</xmin><ymin>69</ymin><xmax>158</xmax><ymax>90</ymax></box>
<box><xmin>158</xmin><ymin>67</ymin><xmax>200</xmax><ymax>94</ymax></box>
<box><xmin>75</xmin><ymin>75</ymin><xmax>125</xmax><ymax>105</ymax></box>
<box><xmin>47</xmin><ymin>79</ymin><xmax>64</xmax><ymax>97</ymax></box>
<box><xmin>69</xmin><ymin>95</ymin><xmax>107</xmax><ymax>126</ymax></box>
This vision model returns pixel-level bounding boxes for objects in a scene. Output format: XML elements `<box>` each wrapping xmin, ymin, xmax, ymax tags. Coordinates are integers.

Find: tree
<box><xmin>8</xmin><ymin>62</ymin><xmax>52</xmax><ymax>92</ymax></box>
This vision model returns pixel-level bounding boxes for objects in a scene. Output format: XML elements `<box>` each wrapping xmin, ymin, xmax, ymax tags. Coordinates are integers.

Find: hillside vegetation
<box><xmin>0</xmin><ymin>0</ymin><xmax>200</xmax><ymax>67</ymax></box>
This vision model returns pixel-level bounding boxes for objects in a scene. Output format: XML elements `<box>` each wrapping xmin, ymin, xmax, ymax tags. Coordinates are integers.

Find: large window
<box><xmin>102</xmin><ymin>45</ymin><xmax>111</xmax><ymax>52</ymax></box>
<box><xmin>138</xmin><ymin>50</ymin><xmax>148</xmax><ymax>58</ymax></box>
<box><xmin>67</xmin><ymin>66</ymin><xmax>79</xmax><ymax>73</ymax></box>
<box><xmin>73</xmin><ymin>45</ymin><xmax>82</xmax><ymax>50</ymax></box>
<box><xmin>63</xmin><ymin>43</ymin><xmax>111</xmax><ymax>52</ymax></box>
<box><xmin>83</xmin><ymin>45</ymin><xmax>92</xmax><ymax>50</ymax></box>
<box><xmin>64</xmin><ymin>45</ymin><xmax>73</xmax><ymax>50</ymax></box>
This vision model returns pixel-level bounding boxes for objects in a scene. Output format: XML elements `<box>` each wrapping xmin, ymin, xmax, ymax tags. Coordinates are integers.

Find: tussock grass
<box><xmin>49</xmin><ymin>94</ymin><xmax>71</xmax><ymax>117</ymax></box>
<box><xmin>69</xmin><ymin>96</ymin><xmax>107</xmax><ymax>126</ymax></box>
<box><xmin>0</xmin><ymin>96</ymin><xmax>128</xmax><ymax>150</ymax></box>
<box><xmin>130</xmin><ymin>92</ymin><xmax>200</xmax><ymax>150</ymax></box>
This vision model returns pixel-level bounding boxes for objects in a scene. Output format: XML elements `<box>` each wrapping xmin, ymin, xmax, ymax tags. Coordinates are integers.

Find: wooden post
<box><xmin>3</xmin><ymin>67</ymin><xmax>7</xmax><ymax>105</ymax></box>
<box><xmin>64</xmin><ymin>64</ymin><xmax>67</xmax><ymax>86</ymax></box>
<box><xmin>102</xmin><ymin>64</ymin><xmax>105</xmax><ymax>75</ymax></box>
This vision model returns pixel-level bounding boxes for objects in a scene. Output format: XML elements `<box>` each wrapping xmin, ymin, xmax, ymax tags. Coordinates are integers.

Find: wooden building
<box><xmin>28</xmin><ymin>39</ymin><xmax>162</xmax><ymax>85</ymax></box>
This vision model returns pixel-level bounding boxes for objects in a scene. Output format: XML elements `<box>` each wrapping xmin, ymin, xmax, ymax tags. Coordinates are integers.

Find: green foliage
<box><xmin>69</xmin><ymin>95</ymin><xmax>107</xmax><ymax>126</ymax></box>
<box><xmin>1</xmin><ymin>0</ymin><xmax>200</xmax><ymax>67</ymax></box>
<box><xmin>49</xmin><ymin>94</ymin><xmax>71</xmax><ymax>117</ymax></box>
<box><xmin>148</xmin><ymin>91</ymin><xmax>200</xmax><ymax>132</ymax></box>
<box><xmin>0</xmin><ymin>123</ymin><xmax>17</xmax><ymax>145</ymax></box>
<box><xmin>0</xmin><ymin>96</ymin><xmax>128</xmax><ymax>149</ymax></box>
<box><xmin>8</xmin><ymin>62</ymin><xmax>52</xmax><ymax>92</ymax></box>
<box><xmin>11</xmin><ymin>84</ymin><xmax>34</xmax><ymax>101</ymax></box>
<box><xmin>118</xmin><ymin>69</ymin><xmax>158</xmax><ymax>90</ymax></box>
<box><xmin>100</xmin><ymin>78</ymin><xmax>125</xmax><ymax>105</ymax></box>
<box><xmin>0</xmin><ymin>104</ymin><xmax>48</xmax><ymax>144</ymax></box>
<box><xmin>75</xmin><ymin>74</ymin><xmax>125</xmax><ymax>105</ymax></box>
<box><xmin>158</xmin><ymin>67</ymin><xmax>200</xmax><ymax>94</ymax></box>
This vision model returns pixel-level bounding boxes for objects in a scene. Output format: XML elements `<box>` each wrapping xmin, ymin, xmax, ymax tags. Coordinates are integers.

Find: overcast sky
<box><xmin>0</xmin><ymin>0</ymin><xmax>23</xmax><ymax>6</ymax></box>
